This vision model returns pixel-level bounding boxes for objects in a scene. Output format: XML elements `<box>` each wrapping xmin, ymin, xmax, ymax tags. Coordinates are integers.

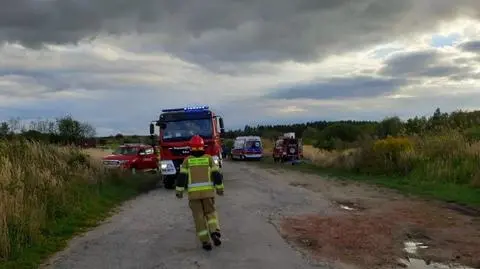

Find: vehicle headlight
<box><xmin>212</xmin><ymin>156</ymin><xmax>220</xmax><ymax>165</ymax></box>
<box><xmin>161</xmin><ymin>163</ymin><xmax>168</xmax><ymax>169</ymax></box>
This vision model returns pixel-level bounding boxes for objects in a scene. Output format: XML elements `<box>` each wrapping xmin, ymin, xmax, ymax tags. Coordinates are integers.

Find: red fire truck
<box><xmin>149</xmin><ymin>106</ymin><xmax>225</xmax><ymax>189</ymax></box>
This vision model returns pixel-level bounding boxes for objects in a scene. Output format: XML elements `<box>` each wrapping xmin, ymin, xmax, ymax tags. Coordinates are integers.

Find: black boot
<box><xmin>210</xmin><ymin>232</ymin><xmax>222</xmax><ymax>246</ymax></box>
<box><xmin>202</xmin><ymin>241</ymin><xmax>212</xmax><ymax>251</ymax></box>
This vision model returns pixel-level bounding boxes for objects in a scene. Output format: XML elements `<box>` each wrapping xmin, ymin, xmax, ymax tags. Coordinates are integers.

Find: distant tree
<box><xmin>376</xmin><ymin>116</ymin><xmax>404</xmax><ymax>139</ymax></box>
<box><xmin>99</xmin><ymin>138</ymin><xmax>108</xmax><ymax>146</ymax></box>
<box><xmin>21</xmin><ymin>130</ymin><xmax>47</xmax><ymax>142</ymax></box>
<box><xmin>428</xmin><ymin>107</ymin><xmax>449</xmax><ymax>131</ymax></box>
<box><xmin>0</xmin><ymin>122</ymin><xmax>10</xmax><ymax>137</ymax></box>
<box><xmin>81</xmin><ymin>122</ymin><xmax>96</xmax><ymax>138</ymax></box>
<box><xmin>302</xmin><ymin>127</ymin><xmax>319</xmax><ymax>144</ymax></box>
<box><xmin>262</xmin><ymin>130</ymin><xmax>282</xmax><ymax>140</ymax></box>
<box><xmin>405</xmin><ymin>116</ymin><xmax>428</xmax><ymax>135</ymax></box>
<box><xmin>56</xmin><ymin>115</ymin><xmax>96</xmax><ymax>144</ymax></box>
<box><xmin>315</xmin><ymin>123</ymin><xmax>362</xmax><ymax>150</ymax></box>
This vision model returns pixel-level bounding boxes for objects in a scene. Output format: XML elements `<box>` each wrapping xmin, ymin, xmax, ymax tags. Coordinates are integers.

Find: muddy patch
<box><xmin>445</xmin><ymin>203</ymin><xmax>480</xmax><ymax>217</ymax></box>
<box><xmin>267</xmin><ymin>168</ymin><xmax>283</xmax><ymax>175</ymax></box>
<box><xmin>289</xmin><ymin>182</ymin><xmax>311</xmax><ymax>188</ymax></box>
<box><xmin>280</xmin><ymin>201</ymin><xmax>480</xmax><ymax>269</ymax></box>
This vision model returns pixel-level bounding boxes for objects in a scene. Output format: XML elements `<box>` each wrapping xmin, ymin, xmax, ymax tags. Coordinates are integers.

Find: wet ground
<box><xmin>42</xmin><ymin>159</ymin><xmax>480</xmax><ymax>269</ymax></box>
<box><xmin>273</xmin><ymin>168</ymin><xmax>480</xmax><ymax>269</ymax></box>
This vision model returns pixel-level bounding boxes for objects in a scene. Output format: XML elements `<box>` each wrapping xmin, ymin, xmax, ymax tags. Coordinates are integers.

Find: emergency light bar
<box><xmin>162</xmin><ymin>106</ymin><xmax>209</xmax><ymax>113</ymax></box>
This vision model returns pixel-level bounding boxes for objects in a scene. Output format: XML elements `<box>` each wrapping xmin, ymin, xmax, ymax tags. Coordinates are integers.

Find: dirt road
<box><xmin>43</xmin><ymin>161</ymin><xmax>480</xmax><ymax>269</ymax></box>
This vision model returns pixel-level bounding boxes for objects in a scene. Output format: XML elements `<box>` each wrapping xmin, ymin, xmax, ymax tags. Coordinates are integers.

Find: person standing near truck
<box><xmin>175</xmin><ymin>135</ymin><xmax>224</xmax><ymax>251</ymax></box>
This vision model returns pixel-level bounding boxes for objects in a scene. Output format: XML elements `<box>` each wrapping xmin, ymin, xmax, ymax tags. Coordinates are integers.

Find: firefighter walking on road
<box><xmin>175</xmin><ymin>135</ymin><xmax>224</xmax><ymax>251</ymax></box>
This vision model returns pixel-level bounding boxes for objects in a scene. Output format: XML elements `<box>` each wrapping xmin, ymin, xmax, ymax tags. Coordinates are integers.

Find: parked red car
<box><xmin>102</xmin><ymin>143</ymin><xmax>158</xmax><ymax>174</ymax></box>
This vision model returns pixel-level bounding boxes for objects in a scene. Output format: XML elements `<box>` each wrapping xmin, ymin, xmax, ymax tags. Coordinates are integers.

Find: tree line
<box><xmin>7</xmin><ymin>107</ymin><xmax>477</xmax><ymax>150</ymax></box>
<box><xmin>0</xmin><ymin>115</ymin><xmax>97</xmax><ymax>146</ymax></box>
<box><xmin>223</xmin><ymin>108</ymin><xmax>480</xmax><ymax>149</ymax></box>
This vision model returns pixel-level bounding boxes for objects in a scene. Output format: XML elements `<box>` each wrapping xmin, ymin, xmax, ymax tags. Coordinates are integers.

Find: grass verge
<box><xmin>0</xmin><ymin>140</ymin><xmax>159</xmax><ymax>269</ymax></box>
<box><xmin>256</xmin><ymin>157</ymin><xmax>480</xmax><ymax>208</ymax></box>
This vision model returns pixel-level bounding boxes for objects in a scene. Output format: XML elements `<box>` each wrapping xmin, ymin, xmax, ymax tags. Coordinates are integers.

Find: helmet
<box><xmin>189</xmin><ymin>135</ymin><xmax>204</xmax><ymax>151</ymax></box>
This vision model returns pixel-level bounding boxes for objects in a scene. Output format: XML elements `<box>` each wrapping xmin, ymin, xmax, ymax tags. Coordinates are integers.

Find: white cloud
<box><xmin>1</xmin><ymin>15</ymin><xmax>480</xmax><ymax>135</ymax></box>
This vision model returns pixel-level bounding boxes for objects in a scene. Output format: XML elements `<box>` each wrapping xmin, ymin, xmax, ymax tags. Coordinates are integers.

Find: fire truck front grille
<box><xmin>169</xmin><ymin>147</ymin><xmax>191</xmax><ymax>156</ymax></box>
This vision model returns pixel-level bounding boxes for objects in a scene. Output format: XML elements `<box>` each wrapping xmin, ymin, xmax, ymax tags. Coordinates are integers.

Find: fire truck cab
<box><xmin>149</xmin><ymin>106</ymin><xmax>225</xmax><ymax>189</ymax></box>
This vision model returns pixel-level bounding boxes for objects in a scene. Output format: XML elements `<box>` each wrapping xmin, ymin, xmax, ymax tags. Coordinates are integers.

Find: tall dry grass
<box><xmin>302</xmin><ymin>145</ymin><xmax>359</xmax><ymax>169</ymax></box>
<box><xmin>302</xmin><ymin>132</ymin><xmax>480</xmax><ymax>187</ymax></box>
<box><xmin>0</xmin><ymin>139</ymin><xmax>152</xmax><ymax>263</ymax></box>
<box><xmin>261</xmin><ymin>138</ymin><xmax>274</xmax><ymax>155</ymax></box>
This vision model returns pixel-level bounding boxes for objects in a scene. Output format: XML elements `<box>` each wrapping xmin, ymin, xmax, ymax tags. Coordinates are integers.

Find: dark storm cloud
<box><xmin>265</xmin><ymin>76</ymin><xmax>408</xmax><ymax>100</ymax></box>
<box><xmin>1</xmin><ymin>0</ymin><xmax>480</xmax><ymax>64</ymax></box>
<box><xmin>0</xmin><ymin>68</ymin><xmax>158</xmax><ymax>96</ymax></box>
<box><xmin>379</xmin><ymin>51</ymin><xmax>439</xmax><ymax>76</ymax></box>
<box><xmin>378</xmin><ymin>50</ymin><xmax>477</xmax><ymax>79</ymax></box>
<box><xmin>458</xmin><ymin>40</ymin><xmax>480</xmax><ymax>53</ymax></box>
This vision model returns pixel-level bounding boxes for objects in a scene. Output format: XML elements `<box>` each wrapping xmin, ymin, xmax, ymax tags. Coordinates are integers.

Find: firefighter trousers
<box><xmin>188</xmin><ymin>198</ymin><xmax>221</xmax><ymax>243</ymax></box>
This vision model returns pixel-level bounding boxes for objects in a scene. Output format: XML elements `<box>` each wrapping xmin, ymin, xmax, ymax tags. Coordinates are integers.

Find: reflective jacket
<box><xmin>175</xmin><ymin>154</ymin><xmax>224</xmax><ymax>200</ymax></box>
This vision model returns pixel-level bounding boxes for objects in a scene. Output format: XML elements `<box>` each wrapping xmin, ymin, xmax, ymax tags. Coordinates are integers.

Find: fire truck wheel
<box><xmin>163</xmin><ymin>175</ymin><xmax>175</xmax><ymax>189</ymax></box>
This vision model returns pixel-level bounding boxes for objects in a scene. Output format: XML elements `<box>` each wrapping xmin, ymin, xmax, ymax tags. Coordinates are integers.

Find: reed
<box><xmin>0</xmin><ymin>139</ymin><xmax>156</xmax><ymax>266</ymax></box>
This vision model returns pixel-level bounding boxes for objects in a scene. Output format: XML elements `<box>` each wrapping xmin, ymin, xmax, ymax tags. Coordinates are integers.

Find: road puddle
<box><xmin>404</xmin><ymin>241</ymin><xmax>428</xmax><ymax>254</ymax></box>
<box><xmin>339</xmin><ymin>204</ymin><xmax>355</xmax><ymax>211</ymax></box>
<box><xmin>334</xmin><ymin>201</ymin><xmax>363</xmax><ymax>211</ymax></box>
<box><xmin>399</xmin><ymin>241</ymin><xmax>475</xmax><ymax>269</ymax></box>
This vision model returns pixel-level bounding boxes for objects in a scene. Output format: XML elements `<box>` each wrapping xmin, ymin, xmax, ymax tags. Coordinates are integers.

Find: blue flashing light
<box><xmin>162</xmin><ymin>106</ymin><xmax>209</xmax><ymax>113</ymax></box>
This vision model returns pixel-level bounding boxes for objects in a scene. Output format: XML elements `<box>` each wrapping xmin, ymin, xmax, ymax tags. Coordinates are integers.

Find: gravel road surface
<box><xmin>43</xmin><ymin>161</ymin><xmax>333</xmax><ymax>269</ymax></box>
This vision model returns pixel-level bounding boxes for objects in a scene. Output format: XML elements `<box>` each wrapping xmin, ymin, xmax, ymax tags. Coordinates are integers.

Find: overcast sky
<box><xmin>1</xmin><ymin>0</ymin><xmax>480</xmax><ymax>135</ymax></box>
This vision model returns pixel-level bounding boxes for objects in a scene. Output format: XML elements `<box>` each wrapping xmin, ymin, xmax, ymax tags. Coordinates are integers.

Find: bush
<box><xmin>0</xmin><ymin>139</ymin><xmax>157</xmax><ymax>265</ymax></box>
<box><xmin>303</xmin><ymin>130</ymin><xmax>480</xmax><ymax>189</ymax></box>
<box><xmin>314</xmin><ymin>124</ymin><xmax>362</xmax><ymax>150</ymax></box>
<box><xmin>464</xmin><ymin>126</ymin><xmax>480</xmax><ymax>142</ymax></box>
<box><xmin>370</xmin><ymin>136</ymin><xmax>415</xmax><ymax>175</ymax></box>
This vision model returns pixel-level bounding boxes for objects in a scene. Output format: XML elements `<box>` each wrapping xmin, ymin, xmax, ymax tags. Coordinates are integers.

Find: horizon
<box><xmin>6</xmin><ymin>105</ymin><xmax>470</xmax><ymax>137</ymax></box>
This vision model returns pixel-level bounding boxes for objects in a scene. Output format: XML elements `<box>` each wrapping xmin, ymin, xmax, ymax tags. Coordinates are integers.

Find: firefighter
<box><xmin>175</xmin><ymin>135</ymin><xmax>224</xmax><ymax>251</ymax></box>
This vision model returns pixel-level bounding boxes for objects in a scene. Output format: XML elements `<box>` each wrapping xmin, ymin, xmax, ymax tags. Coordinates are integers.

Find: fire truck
<box><xmin>272</xmin><ymin>132</ymin><xmax>303</xmax><ymax>164</ymax></box>
<box><xmin>149</xmin><ymin>106</ymin><xmax>225</xmax><ymax>189</ymax></box>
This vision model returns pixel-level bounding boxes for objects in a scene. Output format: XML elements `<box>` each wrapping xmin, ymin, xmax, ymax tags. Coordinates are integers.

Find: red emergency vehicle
<box><xmin>102</xmin><ymin>143</ymin><xmax>159</xmax><ymax>173</ymax></box>
<box><xmin>272</xmin><ymin>132</ymin><xmax>303</xmax><ymax>164</ymax></box>
<box><xmin>149</xmin><ymin>106</ymin><xmax>225</xmax><ymax>189</ymax></box>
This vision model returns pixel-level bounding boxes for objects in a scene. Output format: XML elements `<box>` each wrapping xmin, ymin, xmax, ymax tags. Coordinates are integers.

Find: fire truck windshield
<box><xmin>162</xmin><ymin>119</ymin><xmax>213</xmax><ymax>141</ymax></box>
